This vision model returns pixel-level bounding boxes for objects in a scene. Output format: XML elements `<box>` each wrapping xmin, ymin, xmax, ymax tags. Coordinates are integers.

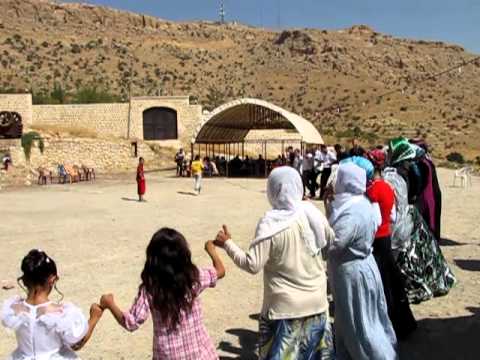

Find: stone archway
<box><xmin>142</xmin><ymin>107</ymin><xmax>178</xmax><ymax>140</ymax></box>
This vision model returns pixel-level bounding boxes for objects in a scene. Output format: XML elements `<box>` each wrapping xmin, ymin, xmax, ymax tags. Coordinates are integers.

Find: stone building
<box><xmin>0</xmin><ymin>94</ymin><xmax>322</xmax><ymax>181</ymax></box>
<box><xmin>0</xmin><ymin>94</ymin><xmax>202</xmax><ymax>174</ymax></box>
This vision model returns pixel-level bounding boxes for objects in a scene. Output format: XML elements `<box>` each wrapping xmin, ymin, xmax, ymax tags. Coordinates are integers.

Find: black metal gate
<box><xmin>0</xmin><ymin>111</ymin><xmax>23</xmax><ymax>139</ymax></box>
<box><xmin>142</xmin><ymin>107</ymin><xmax>178</xmax><ymax>140</ymax></box>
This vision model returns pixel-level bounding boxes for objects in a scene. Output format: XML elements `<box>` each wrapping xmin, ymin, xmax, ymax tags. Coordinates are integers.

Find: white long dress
<box><xmin>1</xmin><ymin>296</ymin><xmax>88</xmax><ymax>360</ymax></box>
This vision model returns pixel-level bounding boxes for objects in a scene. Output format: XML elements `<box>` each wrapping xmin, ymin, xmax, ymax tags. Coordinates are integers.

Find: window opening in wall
<box><xmin>131</xmin><ymin>141</ymin><xmax>138</xmax><ymax>158</ymax></box>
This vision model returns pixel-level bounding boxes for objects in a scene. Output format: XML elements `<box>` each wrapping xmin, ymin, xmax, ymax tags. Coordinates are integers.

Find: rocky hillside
<box><xmin>1</xmin><ymin>0</ymin><xmax>479</xmax><ymax>159</ymax></box>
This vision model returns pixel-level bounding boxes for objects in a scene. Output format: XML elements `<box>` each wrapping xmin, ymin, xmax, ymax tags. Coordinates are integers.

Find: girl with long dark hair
<box><xmin>100</xmin><ymin>228</ymin><xmax>225</xmax><ymax>360</ymax></box>
<box><xmin>1</xmin><ymin>249</ymin><xmax>103</xmax><ymax>359</ymax></box>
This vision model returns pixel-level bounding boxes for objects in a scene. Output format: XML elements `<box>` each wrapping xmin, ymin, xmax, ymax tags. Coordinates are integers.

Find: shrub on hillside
<box><xmin>73</xmin><ymin>87</ymin><xmax>121</xmax><ymax>104</ymax></box>
<box><xmin>446</xmin><ymin>152</ymin><xmax>465</xmax><ymax>164</ymax></box>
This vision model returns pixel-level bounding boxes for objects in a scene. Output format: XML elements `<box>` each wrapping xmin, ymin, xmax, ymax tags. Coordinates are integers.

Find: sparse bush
<box><xmin>73</xmin><ymin>86</ymin><xmax>120</xmax><ymax>104</ymax></box>
<box><xmin>446</xmin><ymin>152</ymin><xmax>465</xmax><ymax>164</ymax></box>
<box><xmin>71</xmin><ymin>43</ymin><xmax>81</xmax><ymax>54</ymax></box>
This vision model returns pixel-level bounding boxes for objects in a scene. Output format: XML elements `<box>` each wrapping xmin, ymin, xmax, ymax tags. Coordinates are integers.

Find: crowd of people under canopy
<box><xmin>2</xmin><ymin>136</ymin><xmax>456</xmax><ymax>360</ymax></box>
<box><xmin>174</xmin><ymin>143</ymin><xmax>356</xmax><ymax>180</ymax></box>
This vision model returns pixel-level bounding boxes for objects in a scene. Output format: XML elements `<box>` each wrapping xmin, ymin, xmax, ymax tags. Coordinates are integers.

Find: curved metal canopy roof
<box><xmin>191</xmin><ymin>98</ymin><xmax>323</xmax><ymax>144</ymax></box>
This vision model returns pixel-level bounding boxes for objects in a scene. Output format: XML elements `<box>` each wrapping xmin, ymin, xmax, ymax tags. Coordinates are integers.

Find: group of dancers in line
<box><xmin>2</xmin><ymin>137</ymin><xmax>456</xmax><ymax>360</ymax></box>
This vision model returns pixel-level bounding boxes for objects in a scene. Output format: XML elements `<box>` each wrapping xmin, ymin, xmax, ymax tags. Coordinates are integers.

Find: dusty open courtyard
<box><xmin>1</xmin><ymin>168</ymin><xmax>479</xmax><ymax>359</ymax></box>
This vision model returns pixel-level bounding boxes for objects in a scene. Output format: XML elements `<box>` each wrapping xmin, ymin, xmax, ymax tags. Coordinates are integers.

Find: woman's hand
<box><xmin>90</xmin><ymin>303</ymin><xmax>104</xmax><ymax>320</ymax></box>
<box><xmin>100</xmin><ymin>294</ymin><xmax>114</xmax><ymax>310</ymax></box>
<box><xmin>214</xmin><ymin>225</ymin><xmax>231</xmax><ymax>248</ymax></box>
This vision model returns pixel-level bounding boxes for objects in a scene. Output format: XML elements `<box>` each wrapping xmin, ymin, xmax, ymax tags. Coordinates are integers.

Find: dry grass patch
<box><xmin>31</xmin><ymin>124</ymin><xmax>98</xmax><ymax>139</ymax></box>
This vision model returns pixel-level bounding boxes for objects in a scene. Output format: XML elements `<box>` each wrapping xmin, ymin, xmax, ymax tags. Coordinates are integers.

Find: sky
<box><xmin>63</xmin><ymin>0</ymin><xmax>480</xmax><ymax>53</ymax></box>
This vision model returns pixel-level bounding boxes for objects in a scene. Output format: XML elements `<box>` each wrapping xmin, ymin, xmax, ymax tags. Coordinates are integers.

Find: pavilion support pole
<box><xmin>282</xmin><ymin>140</ymin><xmax>285</xmax><ymax>156</ymax></box>
<box><xmin>242</xmin><ymin>142</ymin><xmax>245</xmax><ymax>158</ymax></box>
<box><xmin>213</xmin><ymin>144</ymin><xmax>216</xmax><ymax>158</ymax></box>
<box><xmin>264</xmin><ymin>141</ymin><xmax>268</xmax><ymax>178</ymax></box>
<box><xmin>227</xmin><ymin>143</ymin><xmax>231</xmax><ymax>178</ymax></box>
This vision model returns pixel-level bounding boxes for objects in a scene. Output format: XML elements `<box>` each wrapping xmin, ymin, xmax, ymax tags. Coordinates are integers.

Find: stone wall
<box><xmin>30</xmin><ymin>97</ymin><xmax>202</xmax><ymax>147</ymax></box>
<box><xmin>32</xmin><ymin>103</ymin><xmax>130</xmax><ymax>138</ymax></box>
<box><xmin>6</xmin><ymin>137</ymin><xmax>169</xmax><ymax>173</ymax></box>
<box><xmin>0</xmin><ymin>94</ymin><xmax>33</xmax><ymax>128</ymax></box>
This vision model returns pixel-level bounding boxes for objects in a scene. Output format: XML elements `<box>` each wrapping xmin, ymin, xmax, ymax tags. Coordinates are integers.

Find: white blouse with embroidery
<box><xmin>1</xmin><ymin>296</ymin><xmax>88</xmax><ymax>360</ymax></box>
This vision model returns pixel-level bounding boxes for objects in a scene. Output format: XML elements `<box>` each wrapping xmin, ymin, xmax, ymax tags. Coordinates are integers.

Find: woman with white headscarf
<box><xmin>326</xmin><ymin>162</ymin><xmax>398</xmax><ymax>360</ymax></box>
<box><xmin>214</xmin><ymin>166</ymin><xmax>335</xmax><ymax>360</ymax></box>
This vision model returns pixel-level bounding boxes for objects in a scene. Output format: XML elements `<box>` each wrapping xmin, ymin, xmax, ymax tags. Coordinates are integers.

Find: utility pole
<box><xmin>219</xmin><ymin>0</ymin><xmax>225</xmax><ymax>24</ymax></box>
<box><xmin>276</xmin><ymin>0</ymin><xmax>281</xmax><ymax>29</ymax></box>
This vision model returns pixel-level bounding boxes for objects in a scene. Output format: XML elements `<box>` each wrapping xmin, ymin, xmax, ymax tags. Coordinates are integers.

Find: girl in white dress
<box><xmin>1</xmin><ymin>249</ymin><xmax>103</xmax><ymax>360</ymax></box>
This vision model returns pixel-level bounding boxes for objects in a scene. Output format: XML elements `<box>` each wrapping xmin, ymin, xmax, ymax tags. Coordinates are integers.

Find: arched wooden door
<box><xmin>142</xmin><ymin>107</ymin><xmax>178</xmax><ymax>140</ymax></box>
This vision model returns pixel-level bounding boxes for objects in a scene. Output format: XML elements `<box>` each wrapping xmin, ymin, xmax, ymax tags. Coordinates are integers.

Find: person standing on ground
<box><xmin>2</xmin><ymin>153</ymin><xmax>12</xmax><ymax>170</ymax></box>
<box><xmin>191</xmin><ymin>155</ymin><xmax>204</xmax><ymax>195</ymax></box>
<box><xmin>334</xmin><ymin>144</ymin><xmax>348</xmax><ymax>163</ymax></box>
<box><xmin>409</xmin><ymin>139</ymin><xmax>442</xmax><ymax>240</ymax></box>
<box><xmin>387</xmin><ymin>138</ymin><xmax>456</xmax><ymax>304</ymax></box>
<box><xmin>302</xmin><ymin>151</ymin><xmax>316</xmax><ymax>198</ymax></box>
<box><xmin>1</xmin><ymin>250</ymin><xmax>104</xmax><ymax>359</ymax></box>
<box><xmin>316</xmin><ymin>144</ymin><xmax>337</xmax><ymax>199</ymax></box>
<box><xmin>367</xmin><ymin>149</ymin><xmax>417</xmax><ymax>339</ymax></box>
<box><xmin>136</xmin><ymin>157</ymin><xmax>146</xmax><ymax>202</ymax></box>
<box><xmin>175</xmin><ymin>148</ymin><xmax>185</xmax><ymax>177</ymax></box>
<box><xmin>100</xmin><ymin>228</ymin><xmax>225</xmax><ymax>360</ymax></box>
<box><xmin>292</xmin><ymin>148</ymin><xmax>303</xmax><ymax>175</ymax></box>
<box><xmin>326</xmin><ymin>162</ymin><xmax>398</xmax><ymax>360</ymax></box>
<box><xmin>214</xmin><ymin>166</ymin><xmax>335</xmax><ymax>360</ymax></box>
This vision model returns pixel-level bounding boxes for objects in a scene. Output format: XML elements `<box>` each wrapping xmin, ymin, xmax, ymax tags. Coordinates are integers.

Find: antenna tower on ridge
<box><xmin>219</xmin><ymin>0</ymin><xmax>226</xmax><ymax>24</ymax></box>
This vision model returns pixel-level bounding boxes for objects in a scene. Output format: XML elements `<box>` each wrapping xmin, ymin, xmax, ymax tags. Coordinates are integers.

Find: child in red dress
<box><xmin>137</xmin><ymin>157</ymin><xmax>146</xmax><ymax>202</ymax></box>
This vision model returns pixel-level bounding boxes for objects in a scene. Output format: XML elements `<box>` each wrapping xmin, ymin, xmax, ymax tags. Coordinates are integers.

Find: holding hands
<box><xmin>100</xmin><ymin>294</ymin><xmax>115</xmax><ymax>310</ymax></box>
<box><xmin>71</xmin><ymin>303</ymin><xmax>104</xmax><ymax>351</ymax></box>
<box><xmin>214</xmin><ymin>225</ymin><xmax>231</xmax><ymax>248</ymax></box>
<box><xmin>204</xmin><ymin>228</ymin><xmax>228</xmax><ymax>280</ymax></box>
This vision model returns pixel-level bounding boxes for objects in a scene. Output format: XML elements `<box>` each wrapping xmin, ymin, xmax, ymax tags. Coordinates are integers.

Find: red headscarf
<box><xmin>368</xmin><ymin>149</ymin><xmax>386</xmax><ymax>170</ymax></box>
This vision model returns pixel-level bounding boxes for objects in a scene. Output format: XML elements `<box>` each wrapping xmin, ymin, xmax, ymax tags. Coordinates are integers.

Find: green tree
<box><xmin>21</xmin><ymin>131</ymin><xmax>44</xmax><ymax>161</ymax></box>
<box><xmin>204</xmin><ymin>86</ymin><xmax>226</xmax><ymax>111</ymax></box>
<box><xmin>50</xmin><ymin>82</ymin><xmax>67</xmax><ymax>104</ymax></box>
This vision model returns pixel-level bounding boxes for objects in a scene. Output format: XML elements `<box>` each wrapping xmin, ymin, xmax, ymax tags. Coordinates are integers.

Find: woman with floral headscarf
<box><xmin>386</xmin><ymin>138</ymin><xmax>456</xmax><ymax>304</ymax></box>
<box><xmin>214</xmin><ymin>166</ymin><xmax>335</xmax><ymax>360</ymax></box>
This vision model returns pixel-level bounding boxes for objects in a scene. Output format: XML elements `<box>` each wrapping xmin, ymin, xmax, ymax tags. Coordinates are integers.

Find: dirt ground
<box><xmin>0</xmin><ymin>168</ymin><xmax>479</xmax><ymax>360</ymax></box>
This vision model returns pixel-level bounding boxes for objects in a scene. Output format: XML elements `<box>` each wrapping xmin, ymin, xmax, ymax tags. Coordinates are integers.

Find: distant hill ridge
<box><xmin>1</xmin><ymin>0</ymin><xmax>479</xmax><ymax>158</ymax></box>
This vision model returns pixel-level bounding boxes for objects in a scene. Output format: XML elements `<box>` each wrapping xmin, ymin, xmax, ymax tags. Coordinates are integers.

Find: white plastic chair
<box><xmin>453</xmin><ymin>166</ymin><xmax>473</xmax><ymax>188</ymax></box>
